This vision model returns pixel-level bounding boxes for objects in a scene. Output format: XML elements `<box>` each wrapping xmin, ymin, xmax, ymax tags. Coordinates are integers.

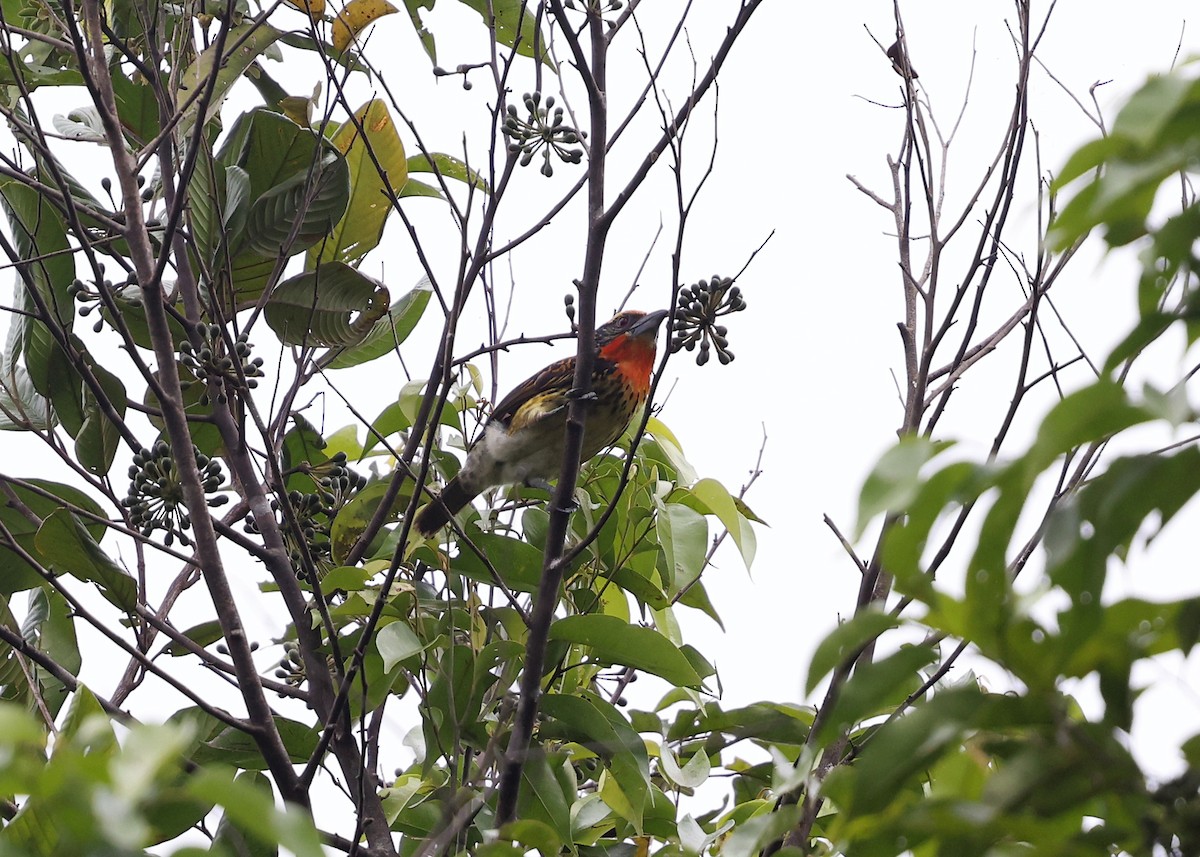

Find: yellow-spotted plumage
<box><xmin>415</xmin><ymin>309</ymin><xmax>669</xmax><ymax>537</ymax></box>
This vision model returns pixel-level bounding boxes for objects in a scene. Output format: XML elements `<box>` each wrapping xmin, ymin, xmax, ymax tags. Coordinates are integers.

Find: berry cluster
<box><xmin>67</xmin><ymin>267</ymin><xmax>138</xmax><ymax>333</ymax></box>
<box><xmin>179</xmin><ymin>323</ymin><xmax>265</xmax><ymax>405</ymax></box>
<box><xmin>244</xmin><ymin>452</ymin><xmax>366</xmax><ymax>578</ymax></box>
<box><xmin>671</xmin><ymin>275</ymin><xmax>746</xmax><ymax>366</ymax></box>
<box><xmin>123</xmin><ymin>441</ymin><xmax>228</xmax><ymax>547</ymax></box>
<box><xmin>503</xmin><ymin>92</ymin><xmax>584</xmax><ymax>177</ymax></box>
<box><xmin>274</xmin><ymin>642</ymin><xmax>306</xmax><ymax>689</ymax></box>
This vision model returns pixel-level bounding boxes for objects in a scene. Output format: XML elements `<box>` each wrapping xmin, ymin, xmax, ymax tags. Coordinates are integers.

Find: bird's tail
<box><xmin>415</xmin><ymin>476</ymin><xmax>476</xmax><ymax>537</ymax></box>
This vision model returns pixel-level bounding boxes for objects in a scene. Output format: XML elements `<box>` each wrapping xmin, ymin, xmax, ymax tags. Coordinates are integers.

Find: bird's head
<box><xmin>595</xmin><ymin>309</ymin><xmax>669</xmax><ymax>392</ymax></box>
<box><xmin>595</xmin><ymin>309</ymin><xmax>670</xmax><ymax>349</ymax></box>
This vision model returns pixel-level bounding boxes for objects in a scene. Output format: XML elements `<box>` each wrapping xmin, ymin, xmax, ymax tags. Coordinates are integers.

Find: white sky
<box><xmin>4</xmin><ymin>0</ymin><xmax>1200</xmax><ymax>818</ymax></box>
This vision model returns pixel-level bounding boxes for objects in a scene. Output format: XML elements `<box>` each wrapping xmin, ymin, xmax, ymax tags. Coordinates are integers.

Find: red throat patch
<box><xmin>599</xmin><ymin>334</ymin><xmax>656</xmax><ymax>396</ymax></box>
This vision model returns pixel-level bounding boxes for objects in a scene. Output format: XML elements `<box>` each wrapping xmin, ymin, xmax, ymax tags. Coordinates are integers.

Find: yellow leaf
<box><xmin>285</xmin><ymin>0</ymin><xmax>325</xmax><ymax>19</ymax></box>
<box><xmin>332</xmin><ymin>0</ymin><xmax>398</xmax><ymax>53</ymax></box>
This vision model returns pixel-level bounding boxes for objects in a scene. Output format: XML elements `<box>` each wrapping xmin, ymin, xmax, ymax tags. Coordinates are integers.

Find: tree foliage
<box><xmin>0</xmin><ymin>0</ymin><xmax>1197</xmax><ymax>856</ymax></box>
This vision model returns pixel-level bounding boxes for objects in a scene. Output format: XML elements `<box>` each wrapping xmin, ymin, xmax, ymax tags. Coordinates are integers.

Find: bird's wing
<box><xmin>489</xmin><ymin>356</ymin><xmax>576</xmax><ymax>433</ymax></box>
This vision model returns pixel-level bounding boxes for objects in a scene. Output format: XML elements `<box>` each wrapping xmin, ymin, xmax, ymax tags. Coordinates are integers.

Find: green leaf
<box><xmin>34</xmin><ymin>510</ymin><xmax>136</xmax><ymax>613</ymax></box>
<box><xmin>0</xmin><ymin>360</ymin><xmax>52</xmax><ymax>431</ymax></box>
<box><xmin>323</xmin><ymin>276</ymin><xmax>431</xmax><ymax>369</ymax></box>
<box><xmin>192</xmin><ymin>716</ymin><xmax>319</xmax><ymax>769</ymax></box>
<box><xmin>690</xmin><ymin>477</ymin><xmax>756</xmax><ymax>569</ymax></box>
<box><xmin>1025</xmin><ymin>381</ymin><xmax>1151</xmax><ymax>472</ymax></box>
<box><xmin>516</xmin><ymin>748</ymin><xmax>573</xmax><ymax>846</ymax></box>
<box><xmin>813</xmin><ymin>644</ymin><xmax>938</xmax><ymax>746</ymax></box>
<box><xmin>24</xmin><ymin>325</ymin><xmax>83</xmax><ymax>436</ymax></box>
<box><xmin>452</xmin><ymin>532</ymin><xmax>545</xmax><ymax>593</ymax></box>
<box><xmin>541</xmin><ymin>692</ymin><xmax>649</xmax><ymax>829</ymax></box>
<box><xmin>719</xmin><ymin>805</ymin><xmax>802</xmax><ymax>857</ymax></box>
<box><xmin>0</xmin><ymin>478</ymin><xmax>106</xmax><ymax>595</ymax></box>
<box><xmin>459</xmin><ymin>0</ymin><xmax>552</xmax><ymax>65</ymax></box>
<box><xmin>1109</xmin><ymin>73</ymin><xmax>1197</xmax><ymax>149</ymax></box>
<box><xmin>187</xmin><ymin>767</ymin><xmax>323</xmax><ymax>857</ymax></box>
<box><xmin>176</xmin><ymin>23</ymin><xmax>283</xmax><ymax>140</ymax></box>
<box><xmin>164</xmin><ymin>620</ymin><xmax>226</xmax><ymax>656</ymax></box>
<box><xmin>405</xmin><ymin>151</ymin><xmax>490</xmax><ymax>194</ymax></box>
<box><xmin>212</xmin><ymin>771</ymin><xmax>279</xmax><ymax>857</ymax></box>
<box><xmin>376</xmin><ymin>619</ymin><xmax>427</xmax><ymax>671</ymax></box>
<box><xmin>806</xmin><ymin>609</ymin><xmax>899</xmax><ymax>696</ymax></box>
<box><xmin>549</xmin><ymin>615</ymin><xmax>703</xmax><ymax>687</ymax></box>
<box><xmin>857</xmin><ymin>436</ymin><xmax>953</xmax><ymax>537</ymax></box>
<box><xmin>73</xmin><ymin>360</ymin><xmax>126</xmax><ymax>475</ymax></box>
<box><xmin>656</xmin><ymin>500</ymin><xmax>707</xmax><ymax>596</ymax></box>
<box><xmin>0</xmin><ymin>172</ymin><xmax>74</xmax><ymax>333</ymax></box>
<box><xmin>308</xmin><ymin>99</ymin><xmax>408</xmax><ymax>267</ymax></box>
<box><xmin>214</xmin><ymin>109</ymin><xmax>351</xmax><ymax>308</ymax></box>
<box><xmin>243</xmin><ymin>148</ymin><xmax>349</xmax><ymax>258</ymax></box>
<box><xmin>400</xmin><ymin>0</ymin><xmax>437</xmax><ymax>61</ymax></box>
<box><xmin>264</xmin><ymin>262</ymin><xmax>390</xmax><ymax>346</ymax></box>
<box><xmin>658</xmin><ymin>744</ymin><xmax>710</xmax><ymax>790</ymax></box>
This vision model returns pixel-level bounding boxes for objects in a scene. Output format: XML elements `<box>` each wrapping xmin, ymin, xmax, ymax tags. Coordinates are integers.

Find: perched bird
<box><xmin>415</xmin><ymin>309</ymin><xmax>670</xmax><ymax>537</ymax></box>
<box><xmin>887</xmin><ymin>40</ymin><xmax>919</xmax><ymax>80</ymax></box>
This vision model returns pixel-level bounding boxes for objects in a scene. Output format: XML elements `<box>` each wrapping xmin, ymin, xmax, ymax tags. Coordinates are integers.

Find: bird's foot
<box><xmin>525</xmin><ymin>477</ymin><xmax>554</xmax><ymax>493</ymax></box>
<box><xmin>552</xmin><ymin>497</ymin><xmax>581</xmax><ymax>515</ymax></box>
<box><xmin>566</xmin><ymin>388</ymin><xmax>599</xmax><ymax>402</ymax></box>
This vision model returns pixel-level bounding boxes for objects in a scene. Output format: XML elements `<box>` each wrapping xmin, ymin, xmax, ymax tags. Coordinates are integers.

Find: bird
<box><xmin>415</xmin><ymin>308</ymin><xmax>670</xmax><ymax>537</ymax></box>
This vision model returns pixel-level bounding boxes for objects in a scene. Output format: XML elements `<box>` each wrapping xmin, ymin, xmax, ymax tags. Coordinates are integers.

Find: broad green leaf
<box><xmin>501</xmin><ymin>819</ymin><xmax>561</xmax><ymax>855</ymax></box>
<box><xmin>111</xmin><ymin>67</ymin><xmax>160</xmax><ymax>146</ymax></box>
<box><xmin>459</xmin><ymin>0</ymin><xmax>552</xmax><ymax>64</ymax></box>
<box><xmin>73</xmin><ymin>360</ymin><xmax>126</xmax><ymax>475</ymax></box>
<box><xmin>452</xmin><ymin>532</ymin><xmax>544</xmax><ymax>593</ymax></box>
<box><xmin>215</xmin><ymin>109</ymin><xmax>351</xmax><ymax>308</ymax></box>
<box><xmin>376</xmin><ymin>619</ymin><xmax>426</xmax><ymax>671</ymax></box>
<box><xmin>656</xmin><ymin>500</ymin><xmax>707</xmax><ymax>596</ymax></box>
<box><xmin>690</xmin><ymin>478</ymin><xmax>755</xmax><ymax>569</ymax></box>
<box><xmin>0</xmin><ymin>172</ymin><xmax>74</xmax><ymax>332</ymax></box>
<box><xmin>176</xmin><ymin>23</ymin><xmax>282</xmax><ymax>140</ymax></box>
<box><xmin>813</xmin><ymin>644</ymin><xmax>938</xmax><ymax>745</ymax></box>
<box><xmin>856</xmin><ymin>436</ymin><xmax>953</xmax><ymax>537</ymax></box>
<box><xmin>35</xmin><ymin>510</ymin><xmax>136</xmax><ymax>613</ymax></box>
<box><xmin>719</xmin><ymin>805</ymin><xmax>802</xmax><ymax>857</ymax></box>
<box><xmin>264</xmin><ymin>262</ymin><xmax>389</xmax><ymax>346</ymax></box>
<box><xmin>164</xmin><ymin>620</ymin><xmax>225</xmax><ymax>656</ymax></box>
<box><xmin>24</xmin><ymin>324</ymin><xmax>83</xmax><ymax>436</ymax></box>
<box><xmin>187</xmin><ymin>767</ymin><xmax>323</xmax><ymax>857</ymax></box>
<box><xmin>806</xmin><ymin>609</ymin><xmax>899</xmax><ymax>695</ymax></box>
<box><xmin>881</xmin><ymin>460</ymin><xmax>985</xmax><ymax>600</ymax></box>
<box><xmin>1022</xmin><ymin>381</ymin><xmax>1153</xmax><ymax>477</ymax></box>
<box><xmin>0</xmin><ymin>361</ymin><xmax>52</xmax><ymax>431</ymax></box>
<box><xmin>401</xmin><ymin>0</ymin><xmax>436</xmax><ymax>61</ymax></box>
<box><xmin>516</xmin><ymin>749</ymin><xmax>572</xmax><ymax>846</ymax></box>
<box><xmin>548</xmin><ymin>615</ymin><xmax>703</xmax><ymax>687</ymax></box>
<box><xmin>405</xmin><ymin>151</ymin><xmax>489</xmax><ymax>193</ymax></box>
<box><xmin>0</xmin><ymin>478</ymin><xmax>106</xmax><ymax>595</ymax></box>
<box><xmin>1109</xmin><ymin>73</ymin><xmax>1197</xmax><ymax>149</ymax></box>
<box><xmin>541</xmin><ymin>692</ymin><xmax>649</xmax><ymax>829</ymax></box>
<box><xmin>658</xmin><ymin>745</ymin><xmax>710</xmax><ymax>789</ymax></box>
<box><xmin>191</xmin><ymin>716</ymin><xmax>319</xmax><ymax>769</ymax></box>
<box><xmin>361</xmin><ymin>400</ymin><xmax>412</xmax><ymax>458</ymax></box>
<box><xmin>243</xmin><ymin>149</ymin><xmax>349</xmax><ymax>259</ymax></box>
<box><xmin>308</xmin><ymin>99</ymin><xmax>408</xmax><ymax>267</ymax></box>
<box><xmin>211</xmin><ymin>771</ymin><xmax>278</xmax><ymax>857</ymax></box>
<box><xmin>324</xmin><ymin>276</ymin><xmax>431</xmax><ymax>369</ymax></box>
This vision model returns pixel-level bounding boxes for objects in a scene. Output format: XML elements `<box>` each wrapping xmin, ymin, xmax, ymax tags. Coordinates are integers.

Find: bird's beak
<box><xmin>632</xmin><ymin>309</ymin><xmax>670</xmax><ymax>339</ymax></box>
